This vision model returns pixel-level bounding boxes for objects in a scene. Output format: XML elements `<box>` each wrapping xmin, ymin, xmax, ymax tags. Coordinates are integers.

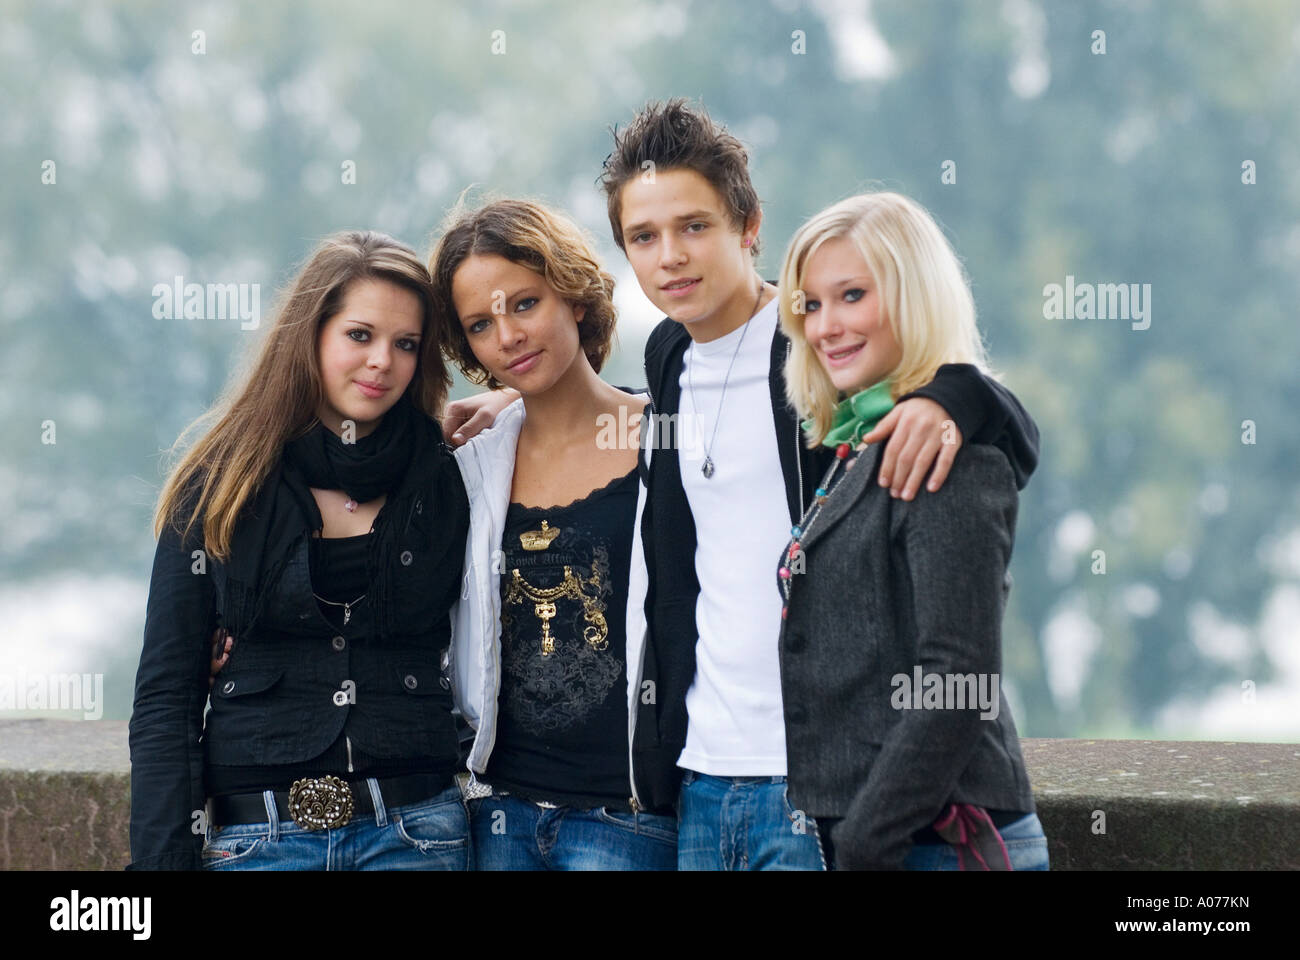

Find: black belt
<box><xmin>209</xmin><ymin>773</ymin><xmax>453</xmax><ymax>829</ymax></box>
<box><xmin>484</xmin><ymin>780</ymin><xmax>641</xmax><ymax>815</ymax></box>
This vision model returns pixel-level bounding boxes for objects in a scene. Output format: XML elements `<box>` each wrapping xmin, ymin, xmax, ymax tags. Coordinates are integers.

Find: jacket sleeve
<box><xmin>126</xmin><ymin>515</ymin><xmax>217</xmax><ymax>870</ymax></box>
<box><xmin>897</xmin><ymin>364</ymin><xmax>1039</xmax><ymax>490</ymax></box>
<box><xmin>831</xmin><ymin>447</ymin><xmax>1018</xmax><ymax>870</ymax></box>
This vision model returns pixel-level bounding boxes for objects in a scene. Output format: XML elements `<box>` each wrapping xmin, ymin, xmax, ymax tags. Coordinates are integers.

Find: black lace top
<box><xmin>485</xmin><ymin>466</ymin><xmax>639</xmax><ymax>809</ymax></box>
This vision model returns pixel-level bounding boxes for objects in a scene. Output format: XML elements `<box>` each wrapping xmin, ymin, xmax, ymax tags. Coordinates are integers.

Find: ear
<box><xmin>741</xmin><ymin>207</ymin><xmax>763</xmax><ymax>249</ymax></box>
<box><xmin>571</xmin><ymin>301</ymin><xmax>586</xmax><ymax>326</ymax></box>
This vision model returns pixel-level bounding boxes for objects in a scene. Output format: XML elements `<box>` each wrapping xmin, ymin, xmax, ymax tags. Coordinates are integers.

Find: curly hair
<box><xmin>429</xmin><ymin>198</ymin><xmax>618</xmax><ymax>388</ymax></box>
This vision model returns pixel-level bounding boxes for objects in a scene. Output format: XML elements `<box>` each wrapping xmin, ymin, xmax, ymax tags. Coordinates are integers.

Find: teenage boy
<box><xmin>596</xmin><ymin>99</ymin><xmax>1038</xmax><ymax>870</ymax></box>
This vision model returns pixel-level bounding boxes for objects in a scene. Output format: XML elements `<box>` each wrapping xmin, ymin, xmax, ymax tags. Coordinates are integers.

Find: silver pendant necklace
<box><xmin>313</xmin><ymin>591</ymin><xmax>366</xmax><ymax>625</ymax></box>
<box><xmin>687</xmin><ymin>279</ymin><xmax>766</xmax><ymax>479</ymax></box>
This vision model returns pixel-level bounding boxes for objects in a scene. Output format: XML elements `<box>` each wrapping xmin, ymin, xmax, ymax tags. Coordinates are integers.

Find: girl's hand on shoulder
<box><xmin>442</xmin><ymin>389</ymin><xmax>520</xmax><ymax>446</ymax></box>
<box><xmin>861</xmin><ymin>397</ymin><xmax>962</xmax><ymax>500</ymax></box>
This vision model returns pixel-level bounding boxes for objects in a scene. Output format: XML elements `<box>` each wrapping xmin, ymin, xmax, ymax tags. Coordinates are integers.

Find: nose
<box><xmin>366</xmin><ymin>341</ymin><xmax>393</xmax><ymax>370</ymax></box>
<box><xmin>496</xmin><ymin>316</ymin><xmax>525</xmax><ymax>350</ymax></box>
<box><xmin>806</xmin><ymin>302</ymin><xmax>841</xmax><ymax>348</ymax></box>
<box><xmin>658</xmin><ymin>233</ymin><xmax>686</xmax><ymax>269</ymax></box>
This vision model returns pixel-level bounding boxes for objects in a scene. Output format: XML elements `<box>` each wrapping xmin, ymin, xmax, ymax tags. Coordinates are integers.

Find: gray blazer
<box><xmin>779</xmin><ymin>442</ymin><xmax>1035</xmax><ymax>869</ymax></box>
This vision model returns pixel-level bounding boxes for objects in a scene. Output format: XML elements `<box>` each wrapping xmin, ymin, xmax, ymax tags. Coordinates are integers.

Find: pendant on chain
<box><xmin>702</xmin><ymin>457</ymin><xmax>715</xmax><ymax>479</ymax></box>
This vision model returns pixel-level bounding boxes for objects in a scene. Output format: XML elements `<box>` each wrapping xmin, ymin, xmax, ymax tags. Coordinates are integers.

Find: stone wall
<box><xmin>1</xmin><ymin>719</ymin><xmax>1296</xmax><ymax>869</ymax></box>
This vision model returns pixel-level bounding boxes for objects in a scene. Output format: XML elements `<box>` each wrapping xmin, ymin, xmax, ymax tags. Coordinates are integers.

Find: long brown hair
<box><xmin>154</xmin><ymin>230</ymin><xmax>448</xmax><ymax>560</ymax></box>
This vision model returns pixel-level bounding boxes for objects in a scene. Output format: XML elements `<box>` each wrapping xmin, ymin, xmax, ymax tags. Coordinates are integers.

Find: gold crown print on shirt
<box><xmin>519</xmin><ymin>520</ymin><xmax>561</xmax><ymax>551</ymax></box>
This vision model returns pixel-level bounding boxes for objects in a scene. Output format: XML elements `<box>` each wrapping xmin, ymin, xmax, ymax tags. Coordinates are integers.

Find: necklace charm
<box><xmin>313</xmin><ymin>590</ymin><xmax>366</xmax><ymax>624</ymax></box>
<box><xmin>343</xmin><ymin>499</ymin><xmax>358</xmax><ymax>513</ymax></box>
<box><xmin>687</xmin><ymin>277</ymin><xmax>766</xmax><ymax>485</ymax></box>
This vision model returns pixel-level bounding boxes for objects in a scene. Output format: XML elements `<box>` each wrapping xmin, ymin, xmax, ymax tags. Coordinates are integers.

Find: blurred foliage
<box><xmin>2</xmin><ymin>0</ymin><xmax>1296</xmax><ymax>736</ymax></box>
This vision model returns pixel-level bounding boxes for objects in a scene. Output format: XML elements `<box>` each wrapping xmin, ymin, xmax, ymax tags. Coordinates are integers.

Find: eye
<box><xmin>844</xmin><ymin>288</ymin><xmax>867</xmax><ymax>303</ymax></box>
<box><xmin>514</xmin><ymin>297</ymin><xmax>538</xmax><ymax>313</ymax></box>
<box><xmin>630</xmin><ymin>231</ymin><xmax>652</xmax><ymax>245</ymax></box>
<box><xmin>685</xmin><ymin>222</ymin><xmax>706</xmax><ymax>233</ymax></box>
<box><xmin>397</xmin><ymin>338</ymin><xmax>419</xmax><ymax>352</ymax></box>
<box><xmin>467</xmin><ymin>318</ymin><xmax>490</xmax><ymax>335</ymax></box>
<box><xmin>804</xmin><ymin>299</ymin><xmax>821</xmax><ymax>313</ymax></box>
<box><xmin>347</xmin><ymin>328</ymin><xmax>370</xmax><ymax>343</ymax></box>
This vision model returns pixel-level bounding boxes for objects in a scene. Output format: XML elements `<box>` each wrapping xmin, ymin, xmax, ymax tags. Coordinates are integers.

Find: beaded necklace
<box><xmin>777</xmin><ymin>439</ymin><xmax>868</xmax><ymax>620</ymax></box>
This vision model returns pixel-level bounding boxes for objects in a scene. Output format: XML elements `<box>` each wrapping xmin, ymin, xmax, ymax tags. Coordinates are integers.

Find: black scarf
<box><xmin>214</xmin><ymin>395</ymin><xmax>444</xmax><ymax>642</ymax></box>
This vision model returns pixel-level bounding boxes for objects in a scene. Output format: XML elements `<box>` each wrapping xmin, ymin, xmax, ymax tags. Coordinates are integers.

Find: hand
<box><xmin>441</xmin><ymin>388</ymin><xmax>520</xmax><ymax>446</ymax></box>
<box><xmin>208</xmin><ymin>628</ymin><xmax>232</xmax><ymax>690</ymax></box>
<box><xmin>861</xmin><ymin>398</ymin><xmax>962</xmax><ymax>500</ymax></box>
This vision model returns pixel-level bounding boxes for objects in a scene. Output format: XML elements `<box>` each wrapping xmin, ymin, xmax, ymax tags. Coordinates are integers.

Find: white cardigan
<box><xmin>448</xmin><ymin>398</ymin><xmax>652</xmax><ymax>809</ymax></box>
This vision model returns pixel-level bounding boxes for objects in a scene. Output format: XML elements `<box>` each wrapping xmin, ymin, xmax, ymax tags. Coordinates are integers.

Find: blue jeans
<box><xmin>469</xmin><ymin>794</ymin><xmax>677</xmax><ymax>870</ymax></box>
<box><xmin>676</xmin><ymin>770</ymin><xmax>826</xmax><ymax>871</ymax></box>
<box><xmin>200</xmin><ymin>781</ymin><xmax>469</xmax><ymax>871</ymax></box>
<box><xmin>901</xmin><ymin>811</ymin><xmax>1050</xmax><ymax>871</ymax></box>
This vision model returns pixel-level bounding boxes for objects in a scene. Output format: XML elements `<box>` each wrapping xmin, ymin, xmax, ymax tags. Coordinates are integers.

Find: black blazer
<box><xmin>780</xmin><ymin>442</ymin><xmax>1036</xmax><ymax>870</ymax></box>
<box><xmin>127</xmin><ymin>454</ymin><xmax>469</xmax><ymax>870</ymax></box>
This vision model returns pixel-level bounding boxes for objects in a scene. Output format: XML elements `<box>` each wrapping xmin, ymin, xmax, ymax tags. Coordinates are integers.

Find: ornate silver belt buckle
<box><xmin>287</xmin><ymin>775</ymin><xmax>354</xmax><ymax>830</ymax></box>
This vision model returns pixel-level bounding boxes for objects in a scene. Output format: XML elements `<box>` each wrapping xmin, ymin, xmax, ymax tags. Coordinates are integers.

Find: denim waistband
<box><xmin>682</xmin><ymin>770</ymin><xmax>787</xmax><ymax>786</ymax></box>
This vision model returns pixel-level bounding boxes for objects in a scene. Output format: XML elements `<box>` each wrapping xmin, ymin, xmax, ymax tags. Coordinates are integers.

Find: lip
<box><xmin>821</xmin><ymin>343</ymin><xmax>865</xmax><ymax>368</ymax></box>
<box><xmin>660</xmin><ymin>278</ymin><xmax>701</xmax><ymax>298</ymax></box>
<box><xmin>505</xmin><ymin>350</ymin><xmax>542</xmax><ymax>374</ymax></box>
<box><xmin>354</xmin><ymin>380</ymin><xmax>390</xmax><ymax>399</ymax></box>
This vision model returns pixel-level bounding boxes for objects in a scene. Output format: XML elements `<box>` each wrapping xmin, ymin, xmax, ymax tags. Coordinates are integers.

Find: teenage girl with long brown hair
<box><xmin>129</xmin><ymin>231</ymin><xmax>471</xmax><ymax>870</ymax></box>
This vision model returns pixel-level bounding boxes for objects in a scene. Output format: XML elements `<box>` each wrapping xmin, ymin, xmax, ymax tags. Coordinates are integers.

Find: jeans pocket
<box><xmin>999</xmin><ymin>814</ymin><xmax>1050</xmax><ymax>871</ymax></box>
<box><xmin>201</xmin><ymin>832</ymin><xmax>267</xmax><ymax>869</ymax></box>
<box><xmin>1003</xmin><ymin>837</ymin><xmax>1050</xmax><ymax>871</ymax></box>
<box><xmin>392</xmin><ymin>789</ymin><xmax>470</xmax><ymax>861</ymax></box>
<box><xmin>594</xmin><ymin>807</ymin><xmax>678</xmax><ymax>845</ymax></box>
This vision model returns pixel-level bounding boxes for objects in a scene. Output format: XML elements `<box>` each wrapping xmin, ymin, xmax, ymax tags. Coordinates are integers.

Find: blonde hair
<box><xmin>428</xmin><ymin>197</ymin><xmax>618</xmax><ymax>389</ymax></box>
<box><xmin>154</xmin><ymin>230</ymin><xmax>447</xmax><ymax>560</ymax></box>
<box><xmin>778</xmin><ymin>192</ymin><xmax>991</xmax><ymax>447</ymax></box>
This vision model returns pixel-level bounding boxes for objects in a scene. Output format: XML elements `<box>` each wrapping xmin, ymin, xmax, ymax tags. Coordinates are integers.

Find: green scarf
<box><xmin>810</xmin><ymin>379</ymin><xmax>896</xmax><ymax>448</ymax></box>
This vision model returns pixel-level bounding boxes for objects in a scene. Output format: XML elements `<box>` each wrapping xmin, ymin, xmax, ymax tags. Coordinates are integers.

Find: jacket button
<box><xmin>331</xmin><ymin>635</ymin><xmax>346</xmax><ymax>651</ymax></box>
<box><xmin>439</xmin><ymin>676</ymin><xmax>451</xmax><ymax>690</ymax></box>
<box><xmin>787</xmin><ymin>705</ymin><xmax>807</xmax><ymax>725</ymax></box>
<box><xmin>404</xmin><ymin>674</ymin><xmax>418</xmax><ymax>690</ymax></box>
<box><xmin>786</xmin><ymin>632</ymin><xmax>806</xmax><ymax>653</ymax></box>
<box><xmin>221</xmin><ymin>680</ymin><xmax>235</xmax><ymax>694</ymax></box>
<box><xmin>400</xmin><ymin>550</ymin><xmax>413</xmax><ymax>566</ymax></box>
<box><xmin>298</xmin><ymin>611</ymin><xmax>311</xmax><ymax>620</ymax></box>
